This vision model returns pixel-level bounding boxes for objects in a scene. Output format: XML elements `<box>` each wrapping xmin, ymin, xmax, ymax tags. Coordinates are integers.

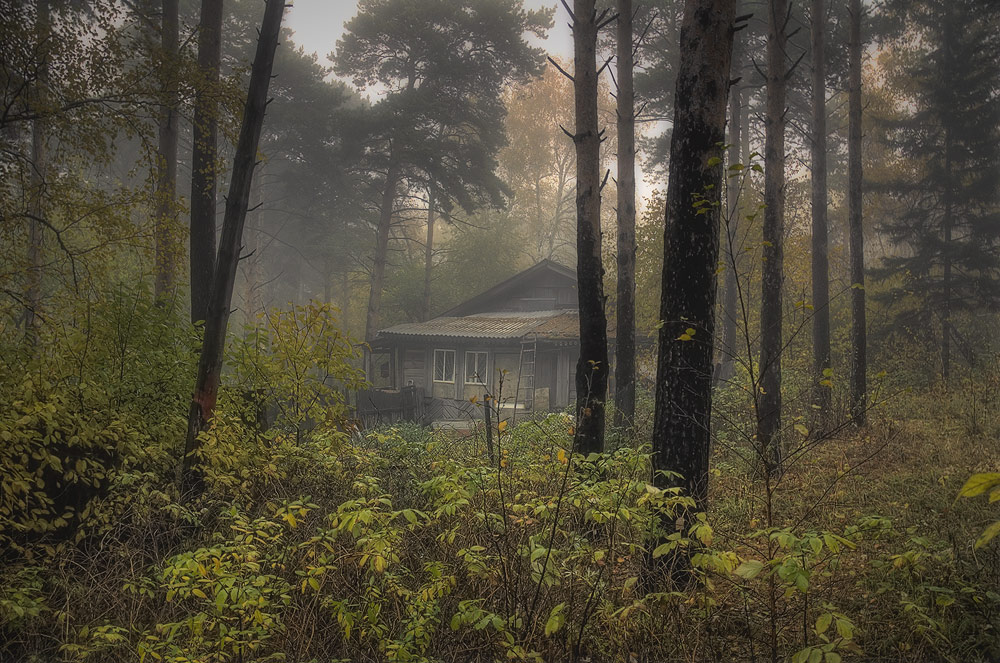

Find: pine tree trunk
<box><xmin>182</xmin><ymin>0</ymin><xmax>284</xmax><ymax>490</ymax></box>
<box><xmin>651</xmin><ymin>0</ymin><xmax>736</xmax><ymax>511</ymax></box>
<box><xmin>189</xmin><ymin>0</ymin><xmax>223</xmax><ymax>324</ymax></box>
<box><xmin>572</xmin><ymin>0</ymin><xmax>609</xmax><ymax>455</ymax></box>
<box><xmin>154</xmin><ymin>0</ymin><xmax>179</xmax><ymax>301</ymax></box>
<box><xmin>717</xmin><ymin>42</ymin><xmax>742</xmax><ymax>386</ymax></box>
<box><xmin>365</xmin><ymin>159</ymin><xmax>401</xmax><ymax>344</ymax></box>
<box><xmin>810</xmin><ymin>0</ymin><xmax>832</xmax><ymax>420</ymax></box>
<box><xmin>848</xmin><ymin>0</ymin><xmax>866</xmax><ymax>425</ymax></box>
<box><xmin>942</xmin><ymin>178</ymin><xmax>952</xmax><ymax>382</ymax></box>
<box><xmin>243</xmin><ymin>163</ymin><xmax>263</xmax><ymax>320</ymax></box>
<box><xmin>759</xmin><ymin>0</ymin><xmax>787</xmax><ymax>475</ymax></box>
<box><xmin>423</xmin><ymin>185</ymin><xmax>435</xmax><ymax>321</ymax></box>
<box><xmin>25</xmin><ymin>0</ymin><xmax>49</xmax><ymax>341</ymax></box>
<box><xmin>614</xmin><ymin>0</ymin><xmax>637</xmax><ymax>428</ymax></box>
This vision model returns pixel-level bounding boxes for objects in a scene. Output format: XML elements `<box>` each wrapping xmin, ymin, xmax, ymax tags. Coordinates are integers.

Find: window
<box><xmin>433</xmin><ymin>349</ymin><xmax>455</xmax><ymax>383</ymax></box>
<box><xmin>465</xmin><ymin>351</ymin><xmax>488</xmax><ymax>384</ymax></box>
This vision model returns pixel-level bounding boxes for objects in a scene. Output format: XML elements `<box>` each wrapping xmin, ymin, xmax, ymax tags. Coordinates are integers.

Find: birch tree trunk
<box><xmin>182</xmin><ymin>0</ymin><xmax>285</xmax><ymax>490</ymax></box>
<box><xmin>614</xmin><ymin>0</ymin><xmax>636</xmax><ymax>428</ymax></box>
<box><xmin>572</xmin><ymin>0</ymin><xmax>609</xmax><ymax>455</ymax></box>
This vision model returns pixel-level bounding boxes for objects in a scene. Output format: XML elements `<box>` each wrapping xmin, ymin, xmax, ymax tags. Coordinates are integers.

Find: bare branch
<box><xmin>548</xmin><ymin>56</ymin><xmax>575</xmax><ymax>82</ymax></box>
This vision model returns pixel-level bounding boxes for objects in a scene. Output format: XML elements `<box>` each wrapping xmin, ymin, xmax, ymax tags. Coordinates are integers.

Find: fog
<box><xmin>2</xmin><ymin>1</ymin><xmax>1000</xmax><ymax>661</ymax></box>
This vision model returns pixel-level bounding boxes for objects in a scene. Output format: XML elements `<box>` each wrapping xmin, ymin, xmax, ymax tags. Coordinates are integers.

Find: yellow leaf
<box><xmin>557</xmin><ymin>449</ymin><xmax>568</xmax><ymax>465</ymax></box>
<box><xmin>497</xmin><ymin>421</ymin><xmax>508</xmax><ymax>432</ymax></box>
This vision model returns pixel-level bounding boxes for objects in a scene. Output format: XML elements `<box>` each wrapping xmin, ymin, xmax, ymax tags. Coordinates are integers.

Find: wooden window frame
<box><xmin>433</xmin><ymin>348</ymin><xmax>456</xmax><ymax>383</ymax></box>
<box><xmin>465</xmin><ymin>350</ymin><xmax>489</xmax><ymax>385</ymax></box>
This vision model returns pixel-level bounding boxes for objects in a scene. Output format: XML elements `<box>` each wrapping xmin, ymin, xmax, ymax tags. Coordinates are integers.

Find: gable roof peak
<box><xmin>439</xmin><ymin>260</ymin><xmax>577</xmax><ymax>318</ymax></box>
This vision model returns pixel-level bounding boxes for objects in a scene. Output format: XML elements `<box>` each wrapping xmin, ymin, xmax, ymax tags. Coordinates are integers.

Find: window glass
<box><xmin>434</xmin><ymin>349</ymin><xmax>455</xmax><ymax>382</ymax></box>
<box><xmin>465</xmin><ymin>351</ymin><xmax>488</xmax><ymax>384</ymax></box>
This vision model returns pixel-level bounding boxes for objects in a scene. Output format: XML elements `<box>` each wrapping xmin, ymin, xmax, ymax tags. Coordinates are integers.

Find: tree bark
<box><xmin>154</xmin><ymin>0</ymin><xmax>180</xmax><ymax>301</ymax></box>
<box><xmin>651</xmin><ymin>0</ymin><xmax>736</xmax><ymax>511</ymax></box>
<box><xmin>572</xmin><ymin>0</ymin><xmax>609</xmax><ymax>455</ymax></box>
<box><xmin>848</xmin><ymin>0</ymin><xmax>866</xmax><ymax>424</ymax></box>
<box><xmin>423</xmin><ymin>185</ymin><xmax>435</xmax><ymax>321</ymax></box>
<box><xmin>758</xmin><ymin>0</ymin><xmax>787</xmax><ymax>475</ymax></box>
<box><xmin>365</xmin><ymin>158</ymin><xmax>401</xmax><ymax>343</ymax></box>
<box><xmin>182</xmin><ymin>0</ymin><xmax>285</xmax><ymax>489</ymax></box>
<box><xmin>810</xmin><ymin>0</ymin><xmax>832</xmax><ymax>421</ymax></box>
<box><xmin>942</xmin><ymin>143</ymin><xmax>952</xmax><ymax>382</ymax></box>
<box><xmin>614</xmin><ymin>0</ymin><xmax>637</xmax><ymax>428</ymax></box>
<box><xmin>25</xmin><ymin>0</ymin><xmax>49</xmax><ymax>341</ymax></box>
<box><xmin>717</xmin><ymin>37</ymin><xmax>742</xmax><ymax>386</ymax></box>
<box><xmin>189</xmin><ymin>0</ymin><xmax>223</xmax><ymax>324</ymax></box>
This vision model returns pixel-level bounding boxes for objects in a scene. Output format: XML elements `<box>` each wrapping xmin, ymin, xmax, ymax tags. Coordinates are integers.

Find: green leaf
<box><xmin>545</xmin><ymin>603</ymin><xmax>567</xmax><ymax>636</ymax></box>
<box><xmin>835</xmin><ymin>617</ymin><xmax>854</xmax><ymax>640</ymax></box>
<box><xmin>707</xmin><ymin>156</ymin><xmax>723</xmax><ymax>167</ymax></box>
<box><xmin>734</xmin><ymin>560</ymin><xmax>764</xmax><ymax>579</ymax></box>
<box><xmin>959</xmin><ymin>473</ymin><xmax>1000</xmax><ymax>498</ymax></box>
<box><xmin>815</xmin><ymin>612</ymin><xmax>832</xmax><ymax>635</ymax></box>
<box><xmin>975</xmin><ymin>520</ymin><xmax>1000</xmax><ymax>549</ymax></box>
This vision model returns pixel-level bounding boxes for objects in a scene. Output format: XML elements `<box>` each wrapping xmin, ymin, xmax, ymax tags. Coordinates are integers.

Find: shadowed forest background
<box><xmin>1</xmin><ymin>0</ymin><xmax>1000</xmax><ymax>661</ymax></box>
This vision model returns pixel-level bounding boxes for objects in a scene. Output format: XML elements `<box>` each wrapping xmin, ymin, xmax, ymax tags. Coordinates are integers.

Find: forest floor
<box><xmin>2</xmin><ymin>379</ymin><xmax>998</xmax><ymax>662</ymax></box>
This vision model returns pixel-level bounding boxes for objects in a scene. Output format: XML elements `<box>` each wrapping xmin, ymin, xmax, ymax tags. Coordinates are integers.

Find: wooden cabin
<box><xmin>360</xmin><ymin>260</ymin><xmax>596</xmax><ymax>427</ymax></box>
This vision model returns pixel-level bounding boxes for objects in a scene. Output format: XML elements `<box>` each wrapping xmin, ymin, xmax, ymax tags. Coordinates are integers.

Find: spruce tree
<box><xmin>876</xmin><ymin>0</ymin><xmax>1000</xmax><ymax>380</ymax></box>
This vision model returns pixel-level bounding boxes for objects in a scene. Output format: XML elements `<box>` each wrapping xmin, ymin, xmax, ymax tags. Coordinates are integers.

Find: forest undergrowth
<box><xmin>1</xmin><ymin>297</ymin><xmax>998</xmax><ymax>663</ymax></box>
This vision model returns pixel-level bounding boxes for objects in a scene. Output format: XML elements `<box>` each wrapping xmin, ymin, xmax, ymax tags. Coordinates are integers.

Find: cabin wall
<box><xmin>379</xmin><ymin>338</ymin><xmax>581</xmax><ymax>421</ymax></box>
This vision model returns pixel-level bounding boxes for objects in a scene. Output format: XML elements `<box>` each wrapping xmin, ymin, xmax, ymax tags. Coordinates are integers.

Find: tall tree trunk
<box><xmin>243</xmin><ymin>161</ymin><xmax>263</xmax><ymax>320</ymax></box>
<box><xmin>810</xmin><ymin>0</ymin><xmax>832</xmax><ymax>420</ymax></box>
<box><xmin>651</xmin><ymin>0</ymin><xmax>736</xmax><ymax>511</ymax></box>
<box><xmin>182</xmin><ymin>0</ymin><xmax>284</xmax><ymax>489</ymax></box>
<box><xmin>190</xmin><ymin>0</ymin><xmax>223</xmax><ymax>324</ymax></box>
<box><xmin>572</xmin><ymin>0</ymin><xmax>608</xmax><ymax>455</ymax></box>
<box><xmin>847</xmin><ymin>0</ymin><xmax>866</xmax><ymax>425</ymax></box>
<box><xmin>423</xmin><ymin>185</ymin><xmax>435</xmax><ymax>321</ymax></box>
<box><xmin>717</xmin><ymin>37</ymin><xmax>743</xmax><ymax>385</ymax></box>
<box><xmin>154</xmin><ymin>0</ymin><xmax>180</xmax><ymax>301</ymax></box>
<box><xmin>25</xmin><ymin>0</ymin><xmax>49</xmax><ymax>341</ymax></box>
<box><xmin>942</xmin><ymin>149</ymin><xmax>952</xmax><ymax>382</ymax></box>
<box><xmin>614</xmin><ymin>0</ymin><xmax>637</xmax><ymax>428</ymax></box>
<box><xmin>758</xmin><ymin>0</ymin><xmax>787</xmax><ymax>475</ymax></box>
<box><xmin>365</xmin><ymin>159</ymin><xmax>401</xmax><ymax>344</ymax></box>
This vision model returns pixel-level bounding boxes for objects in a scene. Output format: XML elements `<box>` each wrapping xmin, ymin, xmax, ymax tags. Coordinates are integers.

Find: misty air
<box><xmin>1</xmin><ymin>0</ymin><xmax>999</xmax><ymax>661</ymax></box>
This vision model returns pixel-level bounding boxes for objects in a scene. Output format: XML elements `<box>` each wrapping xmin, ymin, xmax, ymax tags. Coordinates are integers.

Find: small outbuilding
<box><xmin>360</xmin><ymin>260</ymin><xmax>600</xmax><ymax>427</ymax></box>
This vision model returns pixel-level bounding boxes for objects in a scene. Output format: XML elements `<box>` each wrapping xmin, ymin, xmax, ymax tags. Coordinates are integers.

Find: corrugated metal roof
<box><xmin>376</xmin><ymin>310</ymin><xmax>580</xmax><ymax>341</ymax></box>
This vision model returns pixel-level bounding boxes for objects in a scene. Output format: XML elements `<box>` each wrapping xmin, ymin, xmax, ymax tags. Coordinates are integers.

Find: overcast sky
<box><xmin>283</xmin><ymin>0</ymin><xmax>573</xmax><ymax>67</ymax></box>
